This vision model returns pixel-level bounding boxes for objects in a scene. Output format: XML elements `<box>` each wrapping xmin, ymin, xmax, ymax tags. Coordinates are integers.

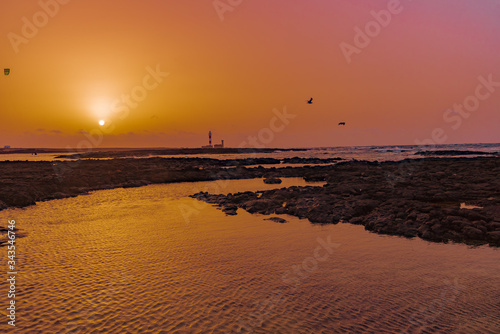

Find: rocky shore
<box><xmin>415</xmin><ymin>150</ymin><xmax>498</xmax><ymax>156</ymax></box>
<box><xmin>0</xmin><ymin>147</ymin><xmax>308</xmax><ymax>158</ymax></box>
<box><xmin>53</xmin><ymin>147</ymin><xmax>307</xmax><ymax>159</ymax></box>
<box><xmin>0</xmin><ymin>157</ymin><xmax>331</xmax><ymax>211</ymax></box>
<box><xmin>192</xmin><ymin>157</ymin><xmax>500</xmax><ymax>247</ymax></box>
<box><xmin>0</xmin><ymin>155</ymin><xmax>499</xmax><ymax>247</ymax></box>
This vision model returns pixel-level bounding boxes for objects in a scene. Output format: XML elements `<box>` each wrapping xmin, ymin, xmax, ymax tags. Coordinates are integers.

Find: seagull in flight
<box><xmin>338</xmin><ymin>122</ymin><xmax>346</xmax><ymax>126</ymax></box>
<box><xmin>307</xmin><ymin>97</ymin><xmax>313</xmax><ymax>104</ymax></box>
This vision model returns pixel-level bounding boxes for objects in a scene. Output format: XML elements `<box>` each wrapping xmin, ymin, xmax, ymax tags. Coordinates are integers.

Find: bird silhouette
<box><xmin>307</xmin><ymin>97</ymin><xmax>313</xmax><ymax>104</ymax></box>
<box><xmin>338</xmin><ymin>122</ymin><xmax>345</xmax><ymax>126</ymax></box>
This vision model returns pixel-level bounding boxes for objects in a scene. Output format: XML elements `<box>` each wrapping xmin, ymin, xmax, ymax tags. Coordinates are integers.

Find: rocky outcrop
<box><xmin>265</xmin><ymin>217</ymin><xmax>288</xmax><ymax>223</ymax></box>
<box><xmin>1</xmin><ymin>154</ymin><xmax>499</xmax><ymax>247</ymax></box>
<box><xmin>415</xmin><ymin>150</ymin><xmax>497</xmax><ymax>156</ymax></box>
<box><xmin>282</xmin><ymin>157</ymin><xmax>342</xmax><ymax>164</ymax></box>
<box><xmin>263</xmin><ymin>177</ymin><xmax>282</xmax><ymax>184</ymax></box>
<box><xmin>53</xmin><ymin>148</ymin><xmax>308</xmax><ymax>159</ymax></box>
<box><xmin>192</xmin><ymin>157</ymin><xmax>500</xmax><ymax>247</ymax></box>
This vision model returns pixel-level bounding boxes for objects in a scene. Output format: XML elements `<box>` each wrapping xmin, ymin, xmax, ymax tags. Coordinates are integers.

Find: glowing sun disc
<box><xmin>99</xmin><ymin>120</ymin><xmax>105</xmax><ymax>126</ymax></box>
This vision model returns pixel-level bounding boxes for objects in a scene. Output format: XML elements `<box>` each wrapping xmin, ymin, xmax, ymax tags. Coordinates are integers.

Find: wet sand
<box><xmin>0</xmin><ymin>156</ymin><xmax>499</xmax><ymax>246</ymax></box>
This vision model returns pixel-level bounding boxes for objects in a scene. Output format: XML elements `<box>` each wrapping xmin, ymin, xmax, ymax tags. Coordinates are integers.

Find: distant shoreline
<box><xmin>0</xmin><ymin>147</ymin><xmax>307</xmax><ymax>156</ymax></box>
<box><xmin>0</xmin><ymin>146</ymin><xmax>497</xmax><ymax>161</ymax></box>
<box><xmin>0</xmin><ymin>142</ymin><xmax>498</xmax><ymax>156</ymax></box>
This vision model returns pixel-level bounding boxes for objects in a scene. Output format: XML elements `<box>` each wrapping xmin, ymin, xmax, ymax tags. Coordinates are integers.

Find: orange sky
<box><xmin>1</xmin><ymin>0</ymin><xmax>499</xmax><ymax>148</ymax></box>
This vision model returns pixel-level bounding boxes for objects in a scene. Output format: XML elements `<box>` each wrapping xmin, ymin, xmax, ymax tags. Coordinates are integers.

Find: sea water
<box><xmin>0</xmin><ymin>178</ymin><xmax>499</xmax><ymax>333</ymax></box>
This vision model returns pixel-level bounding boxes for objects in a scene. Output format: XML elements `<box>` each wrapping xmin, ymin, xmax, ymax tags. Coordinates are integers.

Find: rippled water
<box><xmin>1</xmin><ymin>178</ymin><xmax>499</xmax><ymax>333</ymax></box>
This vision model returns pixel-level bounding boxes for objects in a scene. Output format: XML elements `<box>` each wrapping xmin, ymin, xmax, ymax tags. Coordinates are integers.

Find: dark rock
<box><xmin>47</xmin><ymin>192</ymin><xmax>69</xmax><ymax>200</ymax></box>
<box><xmin>242</xmin><ymin>199</ymin><xmax>280</xmax><ymax>214</ymax></box>
<box><xmin>431</xmin><ymin>223</ymin><xmax>446</xmax><ymax>234</ymax></box>
<box><xmin>330</xmin><ymin>184</ymin><xmax>358</xmax><ymax>195</ymax></box>
<box><xmin>415</xmin><ymin>150</ymin><xmax>497</xmax><ymax>156</ymax></box>
<box><xmin>222</xmin><ymin>205</ymin><xmax>238</xmax><ymax>215</ymax></box>
<box><xmin>462</xmin><ymin>226</ymin><xmax>484</xmax><ymax>240</ymax></box>
<box><xmin>282</xmin><ymin>157</ymin><xmax>342</xmax><ymax>164</ymax></box>
<box><xmin>350</xmin><ymin>200</ymin><xmax>380</xmax><ymax>217</ymax></box>
<box><xmin>482</xmin><ymin>206</ymin><xmax>500</xmax><ymax>220</ymax></box>
<box><xmin>263</xmin><ymin>177</ymin><xmax>282</xmax><ymax>184</ymax></box>
<box><xmin>303</xmin><ymin>174</ymin><xmax>327</xmax><ymax>182</ymax></box>
<box><xmin>349</xmin><ymin>217</ymin><xmax>365</xmax><ymax>225</ymax></box>
<box><xmin>416</xmin><ymin>213</ymin><xmax>431</xmax><ymax>223</ymax></box>
<box><xmin>487</xmin><ymin>231</ymin><xmax>500</xmax><ymax>246</ymax></box>
<box><xmin>403</xmin><ymin>228</ymin><xmax>418</xmax><ymax>238</ymax></box>
<box><xmin>223</xmin><ymin>208</ymin><xmax>238</xmax><ymax>216</ymax></box>
<box><xmin>472</xmin><ymin>221</ymin><xmax>488</xmax><ymax>233</ymax></box>
<box><xmin>306</xmin><ymin>207</ymin><xmax>333</xmax><ymax>224</ymax></box>
<box><xmin>265</xmin><ymin>217</ymin><xmax>288</xmax><ymax>223</ymax></box>
<box><xmin>458</xmin><ymin>209</ymin><xmax>489</xmax><ymax>222</ymax></box>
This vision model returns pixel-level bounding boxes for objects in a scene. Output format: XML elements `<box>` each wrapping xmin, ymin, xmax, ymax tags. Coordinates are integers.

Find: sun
<box><xmin>99</xmin><ymin>120</ymin><xmax>105</xmax><ymax>126</ymax></box>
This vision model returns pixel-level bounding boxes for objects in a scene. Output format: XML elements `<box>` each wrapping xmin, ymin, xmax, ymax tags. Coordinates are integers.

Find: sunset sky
<box><xmin>1</xmin><ymin>0</ymin><xmax>499</xmax><ymax>148</ymax></box>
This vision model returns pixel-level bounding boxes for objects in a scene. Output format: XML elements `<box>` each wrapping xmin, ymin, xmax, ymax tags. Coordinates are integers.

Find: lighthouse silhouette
<box><xmin>202</xmin><ymin>131</ymin><xmax>224</xmax><ymax>148</ymax></box>
<box><xmin>202</xmin><ymin>131</ymin><xmax>214</xmax><ymax>148</ymax></box>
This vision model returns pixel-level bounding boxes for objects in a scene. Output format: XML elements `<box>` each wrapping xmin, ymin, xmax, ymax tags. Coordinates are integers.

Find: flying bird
<box><xmin>307</xmin><ymin>98</ymin><xmax>313</xmax><ymax>104</ymax></box>
<box><xmin>338</xmin><ymin>122</ymin><xmax>346</xmax><ymax>126</ymax></box>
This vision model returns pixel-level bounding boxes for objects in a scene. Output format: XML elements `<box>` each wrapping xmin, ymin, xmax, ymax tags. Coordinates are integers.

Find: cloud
<box><xmin>50</xmin><ymin>130</ymin><xmax>62</xmax><ymax>134</ymax></box>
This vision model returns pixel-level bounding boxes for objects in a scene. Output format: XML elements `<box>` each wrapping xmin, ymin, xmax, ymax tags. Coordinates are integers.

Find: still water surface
<box><xmin>1</xmin><ymin>178</ymin><xmax>499</xmax><ymax>333</ymax></box>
